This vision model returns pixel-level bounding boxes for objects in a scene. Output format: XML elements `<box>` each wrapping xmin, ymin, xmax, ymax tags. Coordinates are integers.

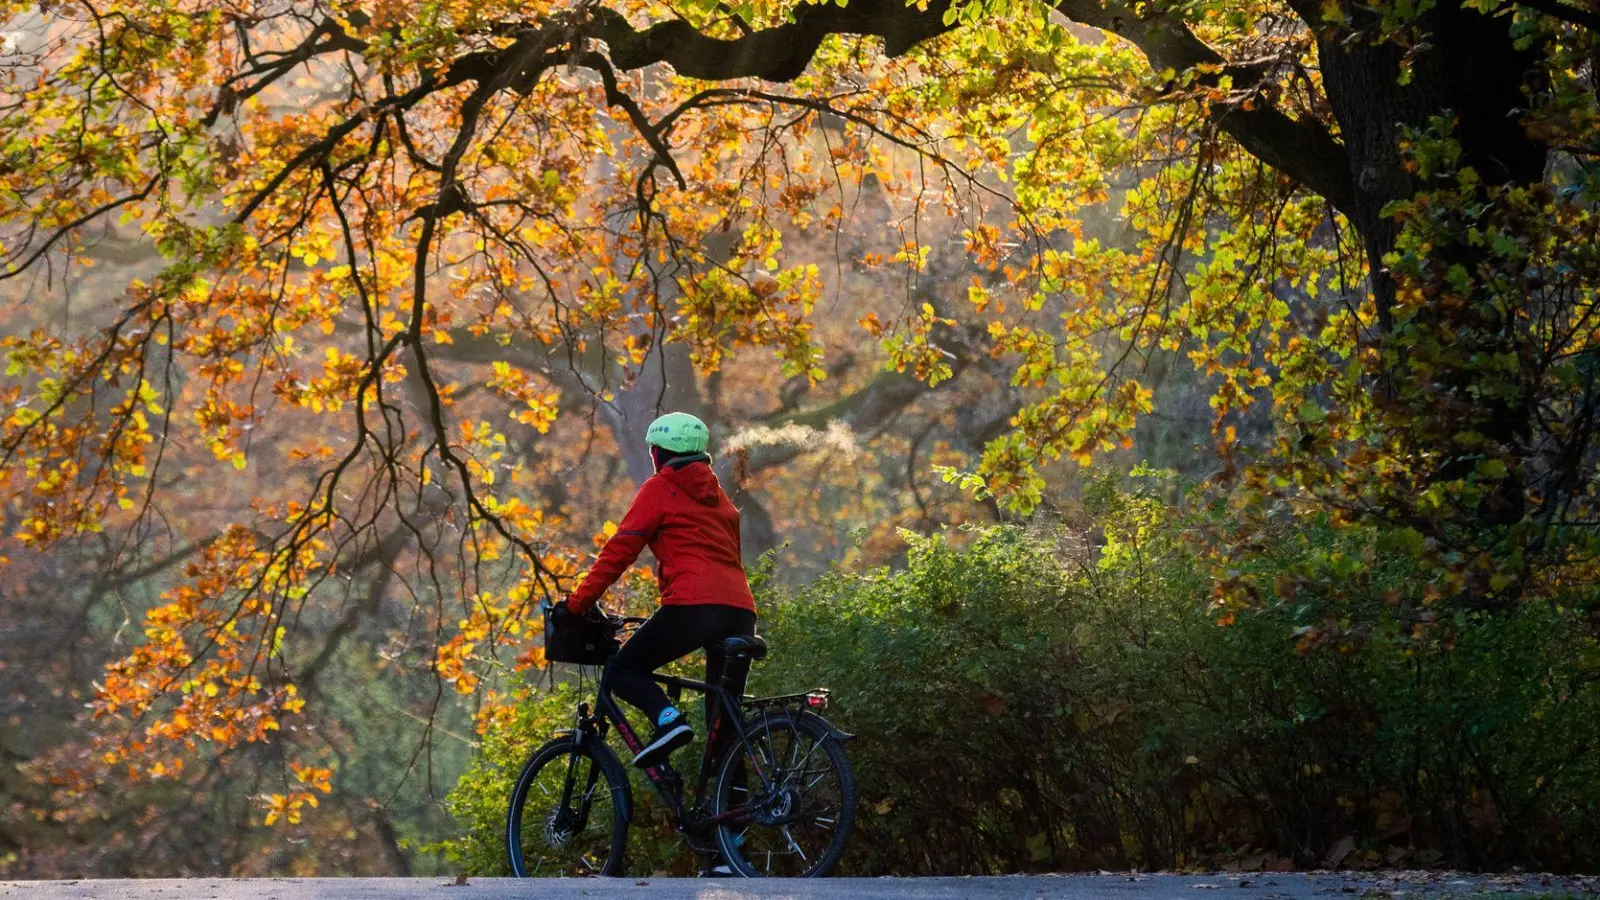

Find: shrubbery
<box><xmin>446</xmin><ymin>476</ymin><xmax>1600</xmax><ymax>874</ymax></box>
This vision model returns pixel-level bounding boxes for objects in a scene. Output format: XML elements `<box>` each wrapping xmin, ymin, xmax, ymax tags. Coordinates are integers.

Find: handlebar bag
<box><xmin>543</xmin><ymin>606</ymin><xmax>622</xmax><ymax>665</ymax></box>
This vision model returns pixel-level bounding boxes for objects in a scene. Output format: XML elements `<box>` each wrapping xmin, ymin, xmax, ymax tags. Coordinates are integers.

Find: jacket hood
<box><xmin>657</xmin><ymin>460</ymin><xmax>723</xmax><ymax>506</ymax></box>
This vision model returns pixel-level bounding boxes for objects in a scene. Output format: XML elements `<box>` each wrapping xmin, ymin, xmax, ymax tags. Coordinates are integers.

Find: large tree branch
<box><xmin>733</xmin><ymin>322</ymin><xmax>983</xmax><ymax>473</ymax></box>
<box><xmin>1513</xmin><ymin>0</ymin><xmax>1600</xmax><ymax>32</ymax></box>
<box><xmin>1052</xmin><ymin>0</ymin><xmax>1356</xmax><ymax>212</ymax></box>
<box><xmin>590</xmin><ymin>2</ymin><xmax>950</xmax><ymax>81</ymax></box>
<box><xmin>588</xmin><ymin>0</ymin><xmax>1355</xmax><ymax>213</ymax></box>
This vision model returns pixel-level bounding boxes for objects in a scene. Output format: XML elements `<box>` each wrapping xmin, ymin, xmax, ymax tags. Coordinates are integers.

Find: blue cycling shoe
<box><xmin>633</xmin><ymin>708</ymin><xmax>693</xmax><ymax>768</ymax></box>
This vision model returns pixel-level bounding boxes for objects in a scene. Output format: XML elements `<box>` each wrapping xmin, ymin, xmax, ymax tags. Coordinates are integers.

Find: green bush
<box><xmin>446</xmin><ymin>475</ymin><xmax>1600</xmax><ymax>874</ymax></box>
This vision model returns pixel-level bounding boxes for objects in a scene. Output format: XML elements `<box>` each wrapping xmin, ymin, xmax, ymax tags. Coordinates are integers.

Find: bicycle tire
<box><xmin>712</xmin><ymin>711</ymin><xmax>855</xmax><ymax>877</ymax></box>
<box><xmin>506</xmin><ymin>735</ymin><xmax>630</xmax><ymax>877</ymax></box>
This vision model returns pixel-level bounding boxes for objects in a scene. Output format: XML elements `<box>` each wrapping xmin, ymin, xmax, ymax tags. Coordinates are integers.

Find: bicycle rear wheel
<box><xmin>712</xmin><ymin>711</ymin><xmax>855</xmax><ymax>877</ymax></box>
<box><xmin>506</xmin><ymin>735</ymin><xmax>629</xmax><ymax>877</ymax></box>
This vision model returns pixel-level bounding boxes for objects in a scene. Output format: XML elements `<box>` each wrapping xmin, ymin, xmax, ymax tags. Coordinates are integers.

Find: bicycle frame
<box><xmin>587</xmin><ymin>671</ymin><xmax>776</xmax><ymax>835</ymax></box>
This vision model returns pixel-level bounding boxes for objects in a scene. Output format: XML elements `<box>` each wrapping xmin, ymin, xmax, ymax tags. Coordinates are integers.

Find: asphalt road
<box><xmin>0</xmin><ymin>873</ymin><xmax>1593</xmax><ymax>900</ymax></box>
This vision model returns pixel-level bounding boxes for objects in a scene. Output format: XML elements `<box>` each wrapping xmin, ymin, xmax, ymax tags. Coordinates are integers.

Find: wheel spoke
<box><xmin>758</xmin><ymin>731</ymin><xmax>783</xmax><ymax>773</ymax></box>
<box><xmin>802</xmin><ymin>767</ymin><xmax>834</xmax><ymax>791</ymax></box>
<box><xmin>787</xmin><ymin>744</ymin><xmax>826</xmax><ymax>787</ymax></box>
<box><xmin>785</xmin><ymin>724</ymin><xmax>805</xmax><ymax>773</ymax></box>
<box><xmin>783</xmin><ymin>826</ymin><xmax>809</xmax><ymax>864</ymax></box>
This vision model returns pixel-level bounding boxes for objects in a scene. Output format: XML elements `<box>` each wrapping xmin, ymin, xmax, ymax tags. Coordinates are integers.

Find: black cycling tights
<box><xmin>604</xmin><ymin>603</ymin><xmax>757</xmax><ymax>727</ymax></box>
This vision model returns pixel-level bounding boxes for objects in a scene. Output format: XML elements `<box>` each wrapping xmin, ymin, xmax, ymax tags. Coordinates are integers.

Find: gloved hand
<box><xmin>549</xmin><ymin>598</ymin><xmax>575</xmax><ymax>625</ymax></box>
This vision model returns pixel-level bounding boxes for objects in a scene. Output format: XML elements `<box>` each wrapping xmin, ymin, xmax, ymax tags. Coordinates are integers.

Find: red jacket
<box><xmin>568</xmin><ymin>461</ymin><xmax>756</xmax><ymax>615</ymax></box>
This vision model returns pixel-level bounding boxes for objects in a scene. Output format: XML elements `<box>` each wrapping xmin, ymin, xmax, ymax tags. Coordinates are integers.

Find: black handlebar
<box><xmin>543</xmin><ymin>598</ymin><xmax>648</xmax><ymax>627</ymax></box>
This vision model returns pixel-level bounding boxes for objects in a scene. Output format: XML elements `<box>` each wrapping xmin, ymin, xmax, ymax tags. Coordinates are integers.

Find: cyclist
<box><xmin>553</xmin><ymin>412</ymin><xmax>758</xmax><ymax>770</ymax></box>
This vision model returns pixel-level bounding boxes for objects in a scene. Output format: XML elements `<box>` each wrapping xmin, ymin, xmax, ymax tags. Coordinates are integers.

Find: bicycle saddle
<box><xmin>718</xmin><ymin>634</ymin><xmax>768</xmax><ymax>660</ymax></box>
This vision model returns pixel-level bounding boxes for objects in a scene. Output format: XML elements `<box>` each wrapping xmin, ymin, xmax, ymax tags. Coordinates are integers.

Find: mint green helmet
<box><xmin>645</xmin><ymin>412</ymin><xmax>710</xmax><ymax>454</ymax></box>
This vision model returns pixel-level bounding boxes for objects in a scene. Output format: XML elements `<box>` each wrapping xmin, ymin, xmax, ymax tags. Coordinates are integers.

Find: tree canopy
<box><xmin>1</xmin><ymin>0</ymin><xmax>1598</xmax><ymax>868</ymax></box>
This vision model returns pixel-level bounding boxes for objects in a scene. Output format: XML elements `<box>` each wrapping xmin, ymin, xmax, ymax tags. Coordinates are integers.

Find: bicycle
<box><xmin>505</xmin><ymin>608</ymin><xmax>856</xmax><ymax>878</ymax></box>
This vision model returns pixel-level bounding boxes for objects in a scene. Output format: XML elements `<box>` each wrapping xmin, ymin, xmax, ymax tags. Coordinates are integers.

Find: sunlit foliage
<box><xmin>0</xmin><ymin>0</ymin><xmax>1596</xmax><ymax>868</ymax></box>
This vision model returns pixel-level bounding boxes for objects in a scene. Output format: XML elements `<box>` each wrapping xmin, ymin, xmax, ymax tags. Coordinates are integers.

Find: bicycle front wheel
<box><xmin>712</xmin><ymin>711</ymin><xmax>855</xmax><ymax>877</ymax></box>
<box><xmin>506</xmin><ymin>735</ymin><xmax>629</xmax><ymax>877</ymax></box>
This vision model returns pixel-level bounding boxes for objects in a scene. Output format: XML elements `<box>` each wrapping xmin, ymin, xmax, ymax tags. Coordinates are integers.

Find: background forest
<box><xmin>1</xmin><ymin>0</ymin><xmax>1599</xmax><ymax>878</ymax></box>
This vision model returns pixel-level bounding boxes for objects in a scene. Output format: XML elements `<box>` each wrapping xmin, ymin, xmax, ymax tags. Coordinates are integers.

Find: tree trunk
<box><xmin>1317</xmin><ymin>1</ymin><xmax>1547</xmax><ymax>321</ymax></box>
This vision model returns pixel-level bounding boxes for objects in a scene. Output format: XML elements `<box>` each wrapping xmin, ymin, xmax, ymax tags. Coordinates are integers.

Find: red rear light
<box><xmin>806</xmin><ymin>693</ymin><xmax>828</xmax><ymax>709</ymax></box>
